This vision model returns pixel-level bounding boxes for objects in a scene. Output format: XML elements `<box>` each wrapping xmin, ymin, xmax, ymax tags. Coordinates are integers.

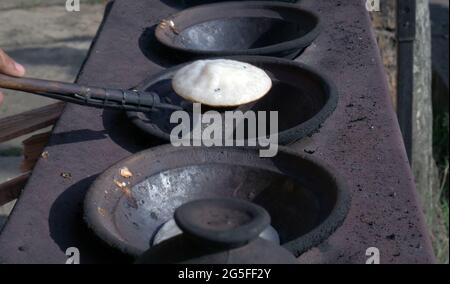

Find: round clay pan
<box><xmin>83</xmin><ymin>145</ymin><xmax>351</xmax><ymax>257</ymax></box>
<box><xmin>127</xmin><ymin>55</ymin><xmax>338</xmax><ymax>145</ymax></box>
<box><xmin>155</xmin><ymin>1</ymin><xmax>321</xmax><ymax>59</ymax></box>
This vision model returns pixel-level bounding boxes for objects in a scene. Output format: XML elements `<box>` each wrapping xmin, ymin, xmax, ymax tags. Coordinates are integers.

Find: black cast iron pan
<box><xmin>83</xmin><ymin>145</ymin><xmax>351</xmax><ymax>257</ymax></box>
<box><xmin>127</xmin><ymin>56</ymin><xmax>337</xmax><ymax>145</ymax></box>
<box><xmin>155</xmin><ymin>1</ymin><xmax>321</xmax><ymax>59</ymax></box>
<box><xmin>174</xmin><ymin>0</ymin><xmax>300</xmax><ymax>8</ymax></box>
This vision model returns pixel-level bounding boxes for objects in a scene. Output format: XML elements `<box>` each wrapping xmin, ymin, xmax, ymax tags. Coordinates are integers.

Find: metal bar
<box><xmin>0</xmin><ymin>74</ymin><xmax>180</xmax><ymax>111</ymax></box>
<box><xmin>396</xmin><ymin>0</ymin><xmax>416</xmax><ymax>163</ymax></box>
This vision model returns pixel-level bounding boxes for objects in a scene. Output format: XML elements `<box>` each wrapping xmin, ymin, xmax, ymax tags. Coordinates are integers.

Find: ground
<box><xmin>0</xmin><ymin>0</ymin><xmax>104</xmax><ymax>228</ymax></box>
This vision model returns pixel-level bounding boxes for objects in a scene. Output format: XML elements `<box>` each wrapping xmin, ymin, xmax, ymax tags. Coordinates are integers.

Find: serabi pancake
<box><xmin>172</xmin><ymin>59</ymin><xmax>272</xmax><ymax>107</ymax></box>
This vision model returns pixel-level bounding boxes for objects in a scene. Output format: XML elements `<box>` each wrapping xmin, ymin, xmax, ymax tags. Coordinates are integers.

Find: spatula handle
<box><xmin>0</xmin><ymin>74</ymin><xmax>180</xmax><ymax>111</ymax></box>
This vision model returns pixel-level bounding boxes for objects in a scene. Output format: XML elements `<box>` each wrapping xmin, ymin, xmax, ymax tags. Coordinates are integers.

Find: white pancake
<box><xmin>172</xmin><ymin>59</ymin><xmax>272</xmax><ymax>106</ymax></box>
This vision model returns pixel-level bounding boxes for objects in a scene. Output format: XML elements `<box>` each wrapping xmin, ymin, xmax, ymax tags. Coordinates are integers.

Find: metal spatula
<box><xmin>0</xmin><ymin>74</ymin><xmax>182</xmax><ymax>112</ymax></box>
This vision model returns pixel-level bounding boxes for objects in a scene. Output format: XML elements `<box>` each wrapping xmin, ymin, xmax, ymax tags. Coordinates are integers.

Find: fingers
<box><xmin>0</xmin><ymin>49</ymin><xmax>24</xmax><ymax>106</ymax></box>
<box><xmin>0</xmin><ymin>49</ymin><xmax>26</xmax><ymax>77</ymax></box>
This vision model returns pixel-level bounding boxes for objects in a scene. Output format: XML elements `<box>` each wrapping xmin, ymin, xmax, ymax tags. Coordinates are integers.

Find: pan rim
<box><xmin>83</xmin><ymin>145</ymin><xmax>351</xmax><ymax>258</ymax></box>
<box><xmin>126</xmin><ymin>55</ymin><xmax>338</xmax><ymax>145</ymax></box>
<box><xmin>154</xmin><ymin>1</ymin><xmax>322</xmax><ymax>57</ymax></box>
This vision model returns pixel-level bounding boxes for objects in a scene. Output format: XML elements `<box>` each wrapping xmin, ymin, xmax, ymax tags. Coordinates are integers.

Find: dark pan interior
<box><xmin>175</xmin><ymin>17</ymin><xmax>314</xmax><ymax>51</ymax></box>
<box><xmin>168</xmin><ymin>0</ymin><xmax>300</xmax><ymax>8</ymax></box>
<box><xmin>155</xmin><ymin>2</ymin><xmax>320</xmax><ymax>58</ymax></box>
<box><xmin>115</xmin><ymin>165</ymin><xmax>329</xmax><ymax>251</ymax></box>
<box><xmin>84</xmin><ymin>146</ymin><xmax>350</xmax><ymax>257</ymax></box>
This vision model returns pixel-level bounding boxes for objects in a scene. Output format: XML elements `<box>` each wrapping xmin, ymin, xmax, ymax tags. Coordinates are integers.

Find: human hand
<box><xmin>0</xmin><ymin>48</ymin><xmax>26</xmax><ymax>105</ymax></box>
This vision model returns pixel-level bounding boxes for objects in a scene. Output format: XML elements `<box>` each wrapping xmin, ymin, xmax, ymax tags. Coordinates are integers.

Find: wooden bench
<box><xmin>0</xmin><ymin>102</ymin><xmax>64</xmax><ymax>206</ymax></box>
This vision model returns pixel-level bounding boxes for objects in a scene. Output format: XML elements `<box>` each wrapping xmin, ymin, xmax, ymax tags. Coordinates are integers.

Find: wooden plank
<box><xmin>20</xmin><ymin>132</ymin><xmax>52</xmax><ymax>172</ymax></box>
<box><xmin>0</xmin><ymin>172</ymin><xmax>31</xmax><ymax>207</ymax></box>
<box><xmin>0</xmin><ymin>102</ymin><xmax>64</xmax><ymax>143</ymax></box>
